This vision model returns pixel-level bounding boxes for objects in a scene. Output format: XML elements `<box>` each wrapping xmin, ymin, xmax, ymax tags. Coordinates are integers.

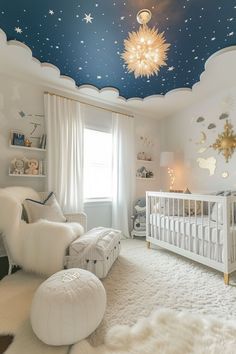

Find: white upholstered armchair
<box><xmin>0</xmin><ymin>186</ymin><xmax>86</xmax><ymax>276</ymax></box>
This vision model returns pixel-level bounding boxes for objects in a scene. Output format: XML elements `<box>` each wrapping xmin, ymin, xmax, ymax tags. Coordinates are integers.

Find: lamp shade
<box><xmin>160</xmin><ymin>152</ymin><xmax>174</xmax><ymax>167</ymax></box>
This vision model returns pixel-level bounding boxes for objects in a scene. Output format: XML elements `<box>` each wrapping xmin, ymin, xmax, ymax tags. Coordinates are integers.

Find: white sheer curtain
<box><xmin>112</xmin><ymin>113</ymin><xmax>136</xmax><ymax>237</ymax></box>
<box><xmin>44</xmin><ymin>93</ymin><xmax>84</xmax><ymax>213</ymax></box>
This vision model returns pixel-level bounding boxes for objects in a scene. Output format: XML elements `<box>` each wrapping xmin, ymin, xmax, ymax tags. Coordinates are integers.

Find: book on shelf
<box><xmin>10</xmin><ymin>130</ymin><xmax>25</xmax><ymax>146</ymax></box>
<box><xmin>39</xmin><ymin>134</ymin><xmax>47</xmax><ymax>149</ymax></box>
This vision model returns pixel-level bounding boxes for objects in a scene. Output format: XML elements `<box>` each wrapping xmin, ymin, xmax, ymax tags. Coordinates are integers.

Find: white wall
<box><xmin>0</xmin><ymin>72</ymin><xmax>161</xmax><ymax>230</ymax></box>
<box><xmin>160</xmin><ymin>85</ymin><xmax>236</xmax><ymax>193</ymax></box>
<box><xmin>0</xmin><ymin>73</ymin><xmax>46</xmax><ymax>191</ymax></box>
<box><xmin>135</xmin><ymin>115</ymin><xmax>161</xmax><ymax>200</ymax></box>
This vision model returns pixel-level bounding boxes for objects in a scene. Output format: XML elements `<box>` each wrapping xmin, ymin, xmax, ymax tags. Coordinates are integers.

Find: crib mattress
<box><xmin>149</xmin><ymin>214</ymin><xmax>228</xmax><ymax>244</ymax></box>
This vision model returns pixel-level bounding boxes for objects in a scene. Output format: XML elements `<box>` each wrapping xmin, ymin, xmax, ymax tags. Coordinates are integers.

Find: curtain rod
<box><xmin>44</xmin><ymin>91</ymin><xmax>134</xmax><ymax>118</ymax></box>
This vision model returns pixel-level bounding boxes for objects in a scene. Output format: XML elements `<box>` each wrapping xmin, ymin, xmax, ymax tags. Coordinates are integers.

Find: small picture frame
<box><xmin>11</xmin><ymin>131</ymin><xmax>25</xmax><ymax>146</ymax></box>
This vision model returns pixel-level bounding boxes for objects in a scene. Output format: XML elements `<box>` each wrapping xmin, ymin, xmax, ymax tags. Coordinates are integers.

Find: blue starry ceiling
<box><xmin>0</xmin><ymin>0</ymin><xmax>235</xmax><ymax>99</ymax></box>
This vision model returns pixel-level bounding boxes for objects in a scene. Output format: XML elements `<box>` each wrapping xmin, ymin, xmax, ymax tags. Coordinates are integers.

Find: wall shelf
<box><xmin>136</xmin><ymin>177</ymin><xmax>155</xmax><ymax>180</ymax></box>
<box><xmin>9</xmin><ymin>174</ymin><xmax>46</xmax><ymax>178</ymax></box>
<box><xmin>136</xmin><ymin>159</ymin><xmax>154</xmax><ymax>164</ymax></box>
<box><xmin>9</xmin><ymin>144</ymin><xmax>46</xmax><ymax>152</ymax></box>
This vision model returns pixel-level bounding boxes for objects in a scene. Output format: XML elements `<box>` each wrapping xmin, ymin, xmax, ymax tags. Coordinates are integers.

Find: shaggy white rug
<box><xmin>71</xmin><ymin>309</ymin><xmax>236</xmax><ymax>354</ymax></box>
<box><xmin>1</xmin><ymin>239</ymin><xmax>236</xmax><ymax>353</ymax></box>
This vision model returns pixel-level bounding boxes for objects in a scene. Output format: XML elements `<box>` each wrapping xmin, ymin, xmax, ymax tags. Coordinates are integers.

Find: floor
<box><xmin>1</xmin><ymin>238</ymin><xmax>236</xmax><ymax>352</ymax></box>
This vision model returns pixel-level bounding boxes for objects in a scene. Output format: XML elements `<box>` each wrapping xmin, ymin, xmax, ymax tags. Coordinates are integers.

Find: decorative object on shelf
<box><xmin>12</xmin><ymin>131</ymin><xmax>25</xmax><ymax>146</ymax></box>
<box><xmin>10</xmin><ymin>158</ymin><xmax>26</xmax><ymax>175</ymax></box>
<box><xmin>24</xmin><ymin>139</ymin><xmax>32</xmax><ymax>147</ymax></box>
<box><xmin>137</xmin><ymin>152</ymin><xmax>152</xmax><ymax>161</ymax></box>
<box><xmin>139</xmin><ymin>136</ymin><xmax>154</xmax><ymax>148</ymax></box>
<box><xmin>160</xmin><ymin>151</ymin><xmax>175</xmax><ymax>191</ymax></box>
<box><xmin>211</xmin><ymin>120</ymin><xmax>236</xmax><ymax>163</ymax></box>
<box><xmin>196</xmin><ymin>157</ymin><xmax>216</xmax><ymax>176</ymax></box>
<box><xmin>121</xmin><ymin>8</ymin><xmax>170</xmax><ymax>78</ymax></box>
<box><xmin>136</xmin><ymin>166</ymin><xmax>153</xmax><ymax>178</ymax></box>
<box><xmin>25</xmin><ymin>159</ymin><xmax>39</xmax><ymax>175</ymax></box>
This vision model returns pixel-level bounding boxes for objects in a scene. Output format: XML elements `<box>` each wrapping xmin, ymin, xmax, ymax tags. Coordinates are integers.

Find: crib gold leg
<box><xmin>147</xmin><ymin>241</ymin><xmax>151</xmax><ymax>249</ymax></box>
<box><xmin>224</xmin><ymin>273</ymin><xmax>230</xmax><ymax>285</ymax></box>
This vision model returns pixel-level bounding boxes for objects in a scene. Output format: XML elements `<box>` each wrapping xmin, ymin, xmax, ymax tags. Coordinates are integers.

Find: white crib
<box><xmin>146</xmin><ymin>191</ymin><xmax>236</xmax><ymax>285</ymax></box>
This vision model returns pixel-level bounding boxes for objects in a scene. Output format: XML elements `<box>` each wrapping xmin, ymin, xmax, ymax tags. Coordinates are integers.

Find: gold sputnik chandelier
<box><xmin>121</xmin><ymin>9</ymin><xmax>170</xmax><ymax>78</ymax></box>
<box><xmin>211</xmin><ymin>120</ymin><xmax>236</xmax><ymax>163</ymax></box>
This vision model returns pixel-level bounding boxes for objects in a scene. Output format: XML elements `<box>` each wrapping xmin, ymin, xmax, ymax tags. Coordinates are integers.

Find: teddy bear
<box><xmin>25</xmin><ymin>159</ymin><xmax>39</xmax><ymax>175</ymax></box>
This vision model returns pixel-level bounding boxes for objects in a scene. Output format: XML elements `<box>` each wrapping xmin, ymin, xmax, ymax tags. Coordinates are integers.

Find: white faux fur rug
<box><xmin>71</xmin><ymin>309</ymin><xmax>236</xmax><ymax>354</ymax></box>
<box><xmin>1</xmin><ymin>239</ymin><xmax>236</xmax><ymax>353</ymax></box>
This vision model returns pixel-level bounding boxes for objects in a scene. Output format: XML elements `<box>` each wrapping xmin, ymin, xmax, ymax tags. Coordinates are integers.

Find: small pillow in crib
<box><xmin>23</xmin><ymin>192</ymin><xmax>66</xmax><ymax>223</ymax></box>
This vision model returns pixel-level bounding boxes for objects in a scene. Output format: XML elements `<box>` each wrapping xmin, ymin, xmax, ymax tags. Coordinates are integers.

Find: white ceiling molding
<box><xmin>0</xmin><ymin>28</ymin><xmax>236</xmax><ymax>120</ymax></box>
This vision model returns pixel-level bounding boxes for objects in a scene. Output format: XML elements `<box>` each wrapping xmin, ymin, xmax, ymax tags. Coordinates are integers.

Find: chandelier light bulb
<box><xmin>122</xmin><ymin>9</ymin><xmax>170</xmax><ymax>78</ymax></box>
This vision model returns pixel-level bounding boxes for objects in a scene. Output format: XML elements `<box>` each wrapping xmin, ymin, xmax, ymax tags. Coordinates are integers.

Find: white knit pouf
<box><xmin>30</xmin><ymin>268</ymin><xmax>106</xmax><ymax>346</ymax></box>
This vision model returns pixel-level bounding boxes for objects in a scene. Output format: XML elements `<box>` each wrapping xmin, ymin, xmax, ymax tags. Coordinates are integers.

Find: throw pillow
<box><xmin>23</xmin><ymin>192</ymin><xmax>67</xmax><ymax>223</ymax></box>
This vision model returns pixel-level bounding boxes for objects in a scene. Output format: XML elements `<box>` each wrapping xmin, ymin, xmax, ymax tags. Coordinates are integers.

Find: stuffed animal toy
<box><xmin>132</xmin><ymin>197</ymin><xmax>146</xmax><ymax>231</ymax></box>
<box><xmin>136</xmin><ymin>166</ymin><xmax>148</xmax><ymax>178</ymax></box>
<box><xmin>25</xmin><ymin>159</ymin><xmax>39</xmax><ymax>175</ymax></box>
<box><xmin>11</xmin><ymin>158</ymin><xmax>25</xmax><ymax>175</ymax></box>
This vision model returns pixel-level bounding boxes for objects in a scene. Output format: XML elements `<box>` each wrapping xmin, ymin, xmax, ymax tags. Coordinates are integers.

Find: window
<box><xmin>84</xmin><ymin>128</ymin><xmax>112</xmax><ymax>200</ymax></box>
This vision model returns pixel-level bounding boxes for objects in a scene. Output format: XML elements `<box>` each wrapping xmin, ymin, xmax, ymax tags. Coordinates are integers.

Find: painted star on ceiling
<box><xmin>83</xmin><ymin>13</ymin><xmax>93</xmax><ymax>24</ymax></box>
<box><xmin>0</xmin><ymin>0</ymin><xmax>235</xmax><ymax>99</ymax></box>
<box><xmin>14</xmin><ymin>27</ymin><xmax>22</xmax><ymax>34</ymax></box>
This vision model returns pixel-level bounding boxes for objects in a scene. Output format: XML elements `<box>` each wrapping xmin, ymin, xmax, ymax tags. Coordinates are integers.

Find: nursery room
<box><xmin>0</xmin><ymin>0</ymin><xmax>236</xmax><ymax>353</ymax></box>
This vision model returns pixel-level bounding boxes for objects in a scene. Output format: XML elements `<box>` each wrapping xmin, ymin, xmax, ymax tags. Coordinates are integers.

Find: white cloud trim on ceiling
<box><xmin>0</xmin><ymin>28</ymin><xmax>236</xmax><ymax>119</ymax></box>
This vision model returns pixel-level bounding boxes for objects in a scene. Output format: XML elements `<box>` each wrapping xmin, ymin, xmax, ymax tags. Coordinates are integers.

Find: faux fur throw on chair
<box><xmin>0</xmin><ymin>189</ymin><xmax>84</xmax><ymax>276</ymax></box>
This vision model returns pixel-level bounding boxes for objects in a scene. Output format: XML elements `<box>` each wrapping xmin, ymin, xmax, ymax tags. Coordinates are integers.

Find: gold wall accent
<box><xmin>211</xmin><ymin>120</ymin><xmax>236</xmax><ymax>163</ymax></box>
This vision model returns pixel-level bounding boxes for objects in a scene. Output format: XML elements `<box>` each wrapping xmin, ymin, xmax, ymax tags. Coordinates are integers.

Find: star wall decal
<box><xmin>83</xmin><ymin>13</ymin><xmax>93</xmax><ymax>24</ymax></box>
<box><xmin>49</xmin><ymin>10</ymin><xmax>54</xmax><ymax>15</ymax></box>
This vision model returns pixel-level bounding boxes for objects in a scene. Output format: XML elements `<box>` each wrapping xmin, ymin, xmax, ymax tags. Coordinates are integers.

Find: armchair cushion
<box><xmin>23</xmin><ymin>192</ymin><xmax>66</xmax><ymax>223</ymax></box>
